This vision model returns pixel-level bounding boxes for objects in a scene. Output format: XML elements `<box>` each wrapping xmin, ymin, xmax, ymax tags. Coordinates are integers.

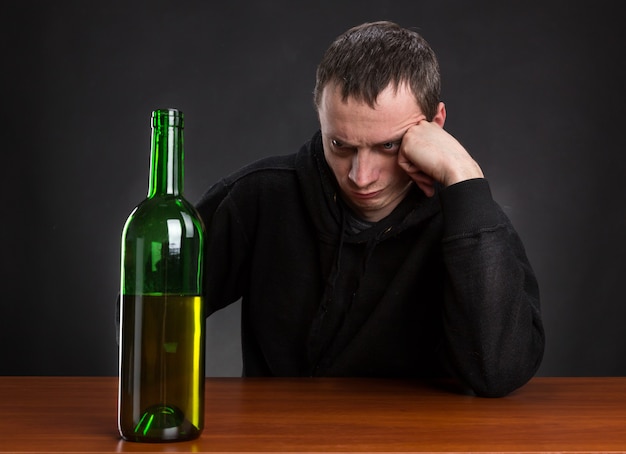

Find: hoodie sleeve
<box><xmin>195</xmin><ymin>179</ymin><xmax>251</xmax><ymax>316</ymax></box>
<box><xmin>438</xmin><ymin>178</ymin><xmax>545</xmax><ymax>397</ymax></box>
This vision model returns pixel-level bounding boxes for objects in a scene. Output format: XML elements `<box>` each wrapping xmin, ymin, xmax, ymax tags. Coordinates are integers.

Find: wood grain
<box><xmin>1</xmin><ymin>376</ymin><xmax>625</xmax><ymax>452</ymax></box>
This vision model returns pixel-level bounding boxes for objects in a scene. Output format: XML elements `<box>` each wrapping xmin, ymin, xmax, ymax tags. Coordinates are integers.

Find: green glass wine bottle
<box><xmin>118</xmin><ymin>108</ymin><xmax>205</xmax><ymax>442</ymax></box>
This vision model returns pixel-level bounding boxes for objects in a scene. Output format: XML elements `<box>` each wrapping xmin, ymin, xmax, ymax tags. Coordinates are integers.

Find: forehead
<box><xmin>318</xmin><ymin>82</ymin><xmax>423</xmax><ymax>143</ymax></box>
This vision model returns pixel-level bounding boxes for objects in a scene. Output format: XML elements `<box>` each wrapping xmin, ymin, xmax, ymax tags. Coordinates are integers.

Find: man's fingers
<box><xmin>412</xmin><ymin>171</ymin><xmax>435</xmax><ymax>197</ymax></box>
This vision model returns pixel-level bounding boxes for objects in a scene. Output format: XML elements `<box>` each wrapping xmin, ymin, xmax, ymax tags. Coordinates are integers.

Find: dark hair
<box><xmin>313</xmin><ymin>21</ymin><xmax>441</xmax><ymax>120</ymax></box>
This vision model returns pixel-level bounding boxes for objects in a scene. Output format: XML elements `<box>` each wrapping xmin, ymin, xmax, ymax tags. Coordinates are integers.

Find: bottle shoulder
<box><xmin>130</xmin><ymin>195</ymin><xmax>200</xmax><ymax>216</ymax></box>
<box><xmin>123</xmin><ymin>195</ymin><xmax>204</xmax><ymax>236</ymax></box>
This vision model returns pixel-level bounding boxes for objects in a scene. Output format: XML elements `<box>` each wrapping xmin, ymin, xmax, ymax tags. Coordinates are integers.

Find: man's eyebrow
<box><xmin>374</xmin><ymin>135</ymin><xmax>403</xmax><ymax>146</ymax></box>
<box><xmin>329</xmin><ymin>133</ymin><xmax>403</xmax><ymax>148</ymax></box>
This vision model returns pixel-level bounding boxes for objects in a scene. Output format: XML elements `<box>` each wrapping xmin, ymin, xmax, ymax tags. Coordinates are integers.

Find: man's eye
<box><xmin>331</xmin><ymin>139</ymin><xmax>344</xmax><ymax>148</ymax></box>
<box><xmin>381</xmin><ymin>142</ymin><xmax>399</xmax><ymax>152</ymax></box>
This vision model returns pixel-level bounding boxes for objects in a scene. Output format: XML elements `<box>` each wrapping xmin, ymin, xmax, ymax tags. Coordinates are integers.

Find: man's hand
<box><xmin>398</xmin><ymin>120</ymin><xmax>484</xmax><ymax>197</ymax></box>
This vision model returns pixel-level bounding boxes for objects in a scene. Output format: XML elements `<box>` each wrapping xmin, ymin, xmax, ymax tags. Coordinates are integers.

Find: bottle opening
<box><xmin>152</xmin><ymin>108</ymin><xmax>184</xmax><ymax>128</ymax></box>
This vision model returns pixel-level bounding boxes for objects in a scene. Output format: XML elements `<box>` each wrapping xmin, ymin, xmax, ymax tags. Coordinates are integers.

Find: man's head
<box><xmin>314</xmin><ymin>22</ymin><xmax>445</xmax><ymax>222</ymax></box>
<box><xmin>313</xmin><ymin>21</ymin><xmax>441</xmax><ymax>120</ymax></box>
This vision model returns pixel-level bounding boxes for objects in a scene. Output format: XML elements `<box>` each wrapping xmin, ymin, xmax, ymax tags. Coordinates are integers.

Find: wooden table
<box><xmin>1</xmin><ymin>376</ymin><xmax>625</xmax><ymax>453</ymax></box>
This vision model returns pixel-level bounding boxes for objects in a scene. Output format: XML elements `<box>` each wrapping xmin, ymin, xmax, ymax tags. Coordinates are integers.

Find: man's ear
<box><xmin>432</xmin><ymin>102</ymin><xmax>446</xmax><ymax>127</ymax></box>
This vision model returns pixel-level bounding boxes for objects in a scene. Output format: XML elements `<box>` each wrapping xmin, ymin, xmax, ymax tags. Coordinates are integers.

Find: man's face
<box><xmin>318</xmin><ymin>82</ymin><xmax>425</xmax><ymax>222</ymax></box>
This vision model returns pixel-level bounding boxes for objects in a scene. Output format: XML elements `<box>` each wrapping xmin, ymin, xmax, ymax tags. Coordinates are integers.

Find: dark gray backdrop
<box><xmin>2</xmin><ymin>0</ymin><xmax>624</xmax><ymax>377</ymax></box>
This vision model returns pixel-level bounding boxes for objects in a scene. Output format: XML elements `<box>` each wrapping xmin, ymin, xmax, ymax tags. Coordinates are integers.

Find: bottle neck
<box><xmin>148</xmin><ymin>109</ymin><xmax>184</xmax><ymax>197</ymax></box>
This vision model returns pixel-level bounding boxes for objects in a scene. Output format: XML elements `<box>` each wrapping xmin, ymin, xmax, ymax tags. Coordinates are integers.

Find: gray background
<box><xmin>2</xmin><ymin>0</ymin><xmax>624</xmax><ymax>377</ymax></box>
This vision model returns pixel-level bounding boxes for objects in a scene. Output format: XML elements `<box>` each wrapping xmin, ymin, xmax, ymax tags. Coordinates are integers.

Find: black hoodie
<box><xmin>196</xmin><ymin>131</ymin><xmax>545</xmax><ymax>397</ymax></box>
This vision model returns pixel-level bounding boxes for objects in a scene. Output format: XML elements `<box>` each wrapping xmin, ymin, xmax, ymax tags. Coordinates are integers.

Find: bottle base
<box><xmin>120</xmin><ymin>404</ymin><xmax>201</xmax><ymax>443</ymax></box>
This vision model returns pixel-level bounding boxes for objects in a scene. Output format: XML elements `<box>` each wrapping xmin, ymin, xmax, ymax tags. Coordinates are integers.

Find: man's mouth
<box><xmin>350</xmin><ymin>189</ymin><xmax>382</xmax><ymax>200</ymax></box>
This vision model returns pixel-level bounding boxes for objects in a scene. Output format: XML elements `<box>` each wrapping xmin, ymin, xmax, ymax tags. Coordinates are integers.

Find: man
<box><xmin>197</xmin><ymin>21</ymin><xmax>545</xmax><ymax>397</ymax></box>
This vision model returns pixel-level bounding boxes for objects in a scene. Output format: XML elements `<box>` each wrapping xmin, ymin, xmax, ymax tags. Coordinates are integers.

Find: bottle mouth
<box><xmin>152</xmin><ymin>108</ymin><xmax>184</xmax><ymax>128</ymax></box>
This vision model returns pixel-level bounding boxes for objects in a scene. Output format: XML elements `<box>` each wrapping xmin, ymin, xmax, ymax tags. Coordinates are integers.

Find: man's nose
<box><xmin>348</xmin><ymin>150</ymin><xmax>378</xmax><ymax>188</ymax></box>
